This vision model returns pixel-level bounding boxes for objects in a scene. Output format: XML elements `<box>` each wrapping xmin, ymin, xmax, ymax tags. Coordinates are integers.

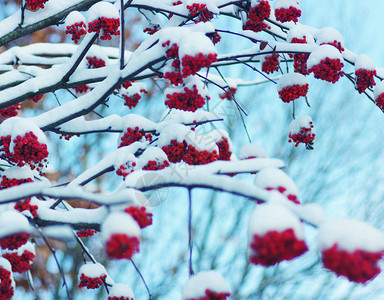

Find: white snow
<box><xmin>0</xmin><ymin>211</ymin><xmax>31</xmax><ymax>238</ymax></box>
<box><xmin>138</xmin><ymin>147</ymin><xmax>169</xmax><ymax>168</ymax></box>
<box><xmin>315</xmin><ymin>27</ymin><xmax>344</xmax><ymax>49</ymax></box>
<box><xmin>288</xmin><ymin>116</ymin><xmax>313</xmax><ymax>135</ymax></box>
<box><xmin>2</xmin><ymin>241</ymin><xmax>36</xmax><ymax>256</ymax></box>
<box><xmin>277</xmin><ymin>72</ymin><xmax>307</xmax><ymax>91</ymax></box>
<box><xmin>108</xmin><ymin>283</ymin><xmax>134</xmax><ymax>299</ymax></box>
<box><xmin>239</xmin><ymin>143</ymin><xmax>268</xmax><ymax>159</ymax></box>
<box><xmin>157</xmin><ymin>123</ymin><xmax>191</xmax><ymax>145</ymax></box>
<box><xmin>101</xmin><ymin>212</ymin><xmax>141</xmax><ymax>243</ymax></box>
<box><xmin>182</xmin><ymin>270</ymin><xmax>231</xmax><ymax>299</ymax></box>
<box><xmin>65</xmin><ymin>11</ymin><xmax>86</xmax><ymax>27</ymax></box>
<box><xmin>317</xmin><ymin>219</ymin><xmax>384</xmax><ymax>253</ymax></box>
<box><xmin>374</xmin><ymin>80</ymin><xmax>384</xmax><ymax>99</ymax></box>
<box><xmin>2</xmin><ymin>166</ymin><xmax>34</xmax><ymax>180</ymax></box>
<box><xmin>87</xmin><ymin>2</ymin><xmax>119</xmax><ymax>22</ymax></box>
<box><xmin>248</xmin><ymin>203</ymin><xmax>304</xmax><ymax>239</ymax></box>
<box><xmin>307</xmin><ymin>44</ymin><xmax>344</xmax><ymax>69</ymax></box>
<box><xmin>78</xmin><ymin>262</ymin><xmax>107</xmax><ymax>278</ymax></box>
<box><xmin>274</xmin><ymin>0</ymin><xmax>300</xmax><ymax>10</ymax></box>
<box><xmin>178</xmin><ymin>31</ymin><xmax>217</xmax><ymax>58</ymax></box>
<box><xmin>355</xmin><ymin>54</ymin><xmax>375</xmax><ymax>71</ymax></box>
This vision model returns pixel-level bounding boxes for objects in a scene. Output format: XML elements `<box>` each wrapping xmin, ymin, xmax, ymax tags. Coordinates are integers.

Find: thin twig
<box><xmin>188</xmin><ymin>188</ymin><xmax>194</xmax><ymax>277</ymax></box>
<box><xmin>131</xmin><ymin>259</ymin><xmax>152</xmax><ymax>300</ymax></box>
<box><xmin>120</xmin><ymin>0</ymin><xmax>125</xmax><ymax>70</ymax></box>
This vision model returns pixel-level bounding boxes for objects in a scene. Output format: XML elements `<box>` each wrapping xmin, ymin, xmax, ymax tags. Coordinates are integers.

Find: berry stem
<box><xmin>130</xmin><ymin>259</ymin><xmax>152</xmax><ymax>300</ymax></box>
<box><xmin>188</xmin><ymin>188</ymin><xmax>194</xmax><ymax>277</ymax></box>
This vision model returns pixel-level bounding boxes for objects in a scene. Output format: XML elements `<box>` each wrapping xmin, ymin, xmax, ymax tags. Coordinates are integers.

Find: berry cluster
<box><xmin>142</xmin><ymin>160</ymin><xmax>170</xmax><ymax>171</ymax></box>
<box><xmin>0</xmin><ymin>265</ymin><xmax>14</xmax><ymax>300</ymax></box>
<box><xmin>25</xmin><ymin>0</ymin><xmax>48</xmax><ymax>10</ymax></box>
<box><xmin>165</xmin><ymin>85</ymin><xmax>207</xmax><ymax>112</ymax></box>
<box><xmin>321</xmin><ymin>244</ymin><xmax>383</xmax><ymax>283</ymax></box>
<box><xmin>59</xmin><ymin>134</ymin><xmax>79</xmax><ymax>140</ymax></box>
<box><xmin>65</xmin><ymin>22</ymin><xmax>87</xmax><ymax>44</ymax></box>
<box><xmin>216</xmin><ymin>137</ymin><xmax>231</xmax><ymax>161</ymax></box>
<box><xmin>183</xmin><ymin>145</ymin><xmax>218</xmax><ymax>165</ymax></box>
<box><xmin>74</xmin><ymin>84</ymin><xmax>90</xmax><ymax>94</ymax></box>
<box><xmin>78</xmin><ymin>273</ymin><xmax>106</xmax><ymax>289</ymax></box>
<box><xmin>375</xmin><ymin>93</ymin><xmax>384</xmax><ymax>110</ymax></box>
<box><xmin>116</xmin><ymin>164</ymin><xmax>136</xmax><ymax>178</ymax></box>
<box><xmin>308</xmin><ymin>58</ymin><xmax>344</xmax><ymax>83</ymax></box>
<box><xmin>289</xmin><ymin>124</ymin><xmax>315</xmax><ymax>148</ymax></box>
<box><xmin>0</xmin><ymin>132</ymin><xmax>48</xmax><ymax>171</ymax></box>
<box><xmin>86</xmin><ymin>56</ymin><xmax>106</xmax><ymax>69</ymax></box>
<box><xmin>119</xmin><ymin>127</ymin><xmax>153</xmax><ymax>148</ymax></box>
<box><xmin>88</xmin><ymin>17</ymin><xmax>120</xmax><ymax>40</ymax></box>
<box><xmin>243</xmin><ymin>1</ymin><xmax>271</xmax><ymax>32</ymax></box>
<box><xmin>28</xmin><ymin>94</ymin><xmax>43</xmax><ymax>103</ymax></box>
<box><xmin>3</xmin><ymin>250</ymin><xmax>35</xmax><ymax>273</ymax></box>
<box><xmin>187</xmin><ymin>3</ymin><xmax>214</xmax><ymax>23</ymax></box>
<box><xmin>122</xmin><ymin>92</ymin><xmax>144</xmax><ymax>109</ymax></box>
<box><xmin>125</xmin><ymin>206</ymin><xmax>153</xmax><ymax>229</ymax></box>
<box><xmin>14</xmin><ymin>199</ymin><xmax>38</xmax><ymax>219</ymax></box>
<box><xmin>219</xmin><ymin>87</ymin><xmax>237</xmax><ymax>100</ymax></box>
<box><xmin>355</xmin><ymin>69</ymin><xmax>376</xmax><ymax>94</ymax></box>
<box><xmin>181</xmin><ymin>53</ymin><xmax>217</xmax><ymax>77</ymax></box>
<box><xmin>143</xmin><ymin>24</ymin><xmax>160</xmax><ymax>35</ymax></box>
<box><xmin>320</xmin><ymin>40</ymin><xmax>344</xmax><ymax>52</ymax></box>
<box><xmin>249</xmin><ymin>229</ymin><xmax>308</xmax><ymax>266</ymax></box>
<box><xmin>262</xmin><ymin>54</ymin><xmax>280</xmax><ymax>74</ymax></box>
<box><xmin>105</xmin><ymin>234</ymin><xmax>140</xmax><ymax>259</ymax></box>
<box><xmin>265</xmin><ymin>186</ymin><xmax>299</xmax><ymax>204</ymax></box>
<box><xmin>196</xmin><ymin>289</ymin><xmax>231</xmax><ymax>300</ymax></box>
<box><xmin>162</xmin><ymin>41</ymin><xmax>183</xmax><ymax>85</ymax></box>
<box><xmin>0</xmin><ymin>104</ymin><xmax>21</xmax><ymax>119</ymax></box>
<box><xmin>278</xmin><ymin>83</ymin><xmax>308</xmax><ymax>103</ymax></box>
<box><xmin>209</xmin><ymin>31</ymin><xmax>221</xmax><ymax>45</ymax></box>
<box><xmin>108</xmin><ymin>296</ymin><xmax>134</xmax><ymax>300</ymax></box>
<box><xmin>290</xmin><ymin>37</ymin><xmax>309</xmax><ymax>75</ymax></box>
<box><xmin>0</xmin><ymin>233</ymin><xmax>30</xmax><ymax>250</ymax></box>
<box><xmin>162</xmin><ymin>140</ymin><xmax>187</xmax><ymax>163</ymax></box>
<box><xmin>275</xmin><ymin>6</ymin><xmax>301</xmax><ymax>23</ymax></box>
<box><xmin>76</xmin><ymin>229</ymin><xmax>97</xmax><ymax>238</ymax></box>
<box><xmin>0</xmin><ymin>176</ymin><xmax>33</xmax><ymax>189</ymax></box>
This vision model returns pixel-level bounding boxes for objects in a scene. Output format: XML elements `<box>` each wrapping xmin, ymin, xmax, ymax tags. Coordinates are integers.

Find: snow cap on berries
<box><xmin>65</xmin><ymin>11</ymin><xmax>86</xmax><ymax>28</ymax></box>
<box><xmin>2</xmin><ymin>241</ymin><xmax>35</xmax><ymax>273</ymax></box>
<box><xmin>78</xmin><ymin>263</ymin><xmax>107</xmax><ymax>280</ymax></box>
<box><xmin>239</xmin><ymin>143</ymin><xmax>268</xmax><ymax>159</ymax></box>
<box><xmin>254</xmin><ymin>167</ymin><xmax>300</xmax><ymax>204</ymax></box>
<box><xmin>355</xmin><ymin>54</ymin><xmax>375</xmax><ymax>72</ymax></box>
<box><xmin>137</xmin><ymin>146</ymin><xmax>170</xmax><ymax>170</ymax></box>
<box><xmin>307</xmin><ymin>44</ymin><xmax>344</xmax><ymax>70</ymax></box>
<box><xmin>315</xmin><ymin>27</ymin><xmax>344</xmax><ymax>51</ymax></box>
<box><xmin>158</xmin><ymin>123</ymin><xmax>191</xmax><ymax>146</ymax></box>
<box><xmin>87</xmin><ymin>2</ymin><xmax>119</xmax><ymax>22</ymax></box>
<box><xmin>277</xmin><ymin>73</ymin><xmax>308</xmax><ymax>103</ymax></box>
<box><xmin>182</xmin><ymin>270</ymin><xmax>231</xmax><ymax>300</ymax></box>
<box><xmin>101</xmin><ymin>213</ymin><xmax>141</xmax><ymax>243</ymax></box>
<box><xmin>108</xmin><ymin>283</ymin><xmax>134</xmax><ymax>300</ymax></box>
<box><xmin>0</xmin><ymin>211</ymin><xmax>30</xmax><ymax>238</ymax></box>
<box><xmin>287</xmin><ymin>25</ymin><xmax>315</xmax><ymax>44</ymax></box>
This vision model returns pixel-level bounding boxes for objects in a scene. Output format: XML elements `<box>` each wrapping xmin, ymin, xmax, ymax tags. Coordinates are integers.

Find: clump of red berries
<box><xmin>262</xmin><ymin>53</ymin><xmax>280</xmax><ymax>74</ymax></box>
<box><xmin>142</xmin><ymin>160</ymin><xmax>169</xmax><ymax>171</ymax></box>
<box><xmin>28</xmin><ymin>94</ymin><xmax>43</xmax><ymax>103</ymax></box>
<box><xmin>143</xmin><ymin>24</ymin><xmax>160</xmax><ymax>35</ymax></box>
<box><xmin>105</xmin><ymin>234</ymin><xmax>140</xmax><ymax>259</ymax></box>
<box><xmin>322</xmin><ymin>244</ymin><xmax>383</xmax><ymax>283</ymax></box>
<box><xmin>14</xmin><ymin>199</ymin><xmax>38</xmax><ymax>219</ymax></box>
<box><xmin>25</xmin><ymin>0</ymin><xmax>48</xmax><ymax>10</ymax></box>
<box><xmin>266</xmin><ymin>186</ymin><xmax>299</xmax><ymax>204</ymax></box>
<box><xmin>74</xmin><ymin>84</ymin><xmax>90</xmax><ymax>94</ymax></box>
<box><xmin>219</xmin><ymin>87</ymin><xmax>237</xmax><ymax>100</ymax></box>
<box><xmin>0</xmin><ymin>132</ymin><xmax>48</xmax><ymax>170</ymax></box>
<box><xmin>165</xmin><ymin>85</ymin><xmax>207</xmax><ymax>112</ymax></box>
<box><xmin>289</xmin><ymin>123</ymin><xmax>315</xmax><ymax>149</ymax></box>
<box><xmin>86</xmin><ymin>56</ymin><xmax>106</xmax><ymax>69</ymax></box>
<box><xmin>76</xmin><ymin>229</ymin><xmax>97</xmax><ymax>238</ymax></box>
<box><xmin>278</xmin><ymin>84</ymin><xmax>308</xmax><ymax>103</ymax></box>
<box><xmin>123</xmin><ymin>93</ymin><xmax>140</xmax><ymax>109</ymax></box>
<box><xmin>66</xmin><ymin>22</ymin><xmax>87</xmax><ymax>44</ymax></box>
<box><xmin>249</xmin><ymin>229</ymin><xmax>308</xmax><ymax>266</ymax></box>
<box><xmin>243</xmin><ymin>1</ymin><xmax>271</xmax><ymax>32</ymax></box>
<box><xmin>88</xmin><ymin>17</ymin><xmax>120</xmax><ymax>40</ymax></box>
<box><xmin>119</xmin><ymin>127</ymin><xmax>152</xmax><ymax>148</ymax></box>
<box><xmin>289</xmin><ymin>37</ymin><xmax>310</xmax><ymax>75</ymax></box>
<box><xmin>3</xmin><ymin>249</ymin><xmax>35</xmax><ymax>273</ymax></box>
<box><xmin>162</xmin><ymin>140</ymin><xmax>187</xmax><ymax>163</ymax></box>
<box><xmin>125</xmin><ymin>206</ymin><xmax>153</xmax><ymax>229</ymax></box>
<box><xmin>309</xmin><ymin>57</ymin><xmax>344</xmax><ymax>83</ymax></box>
<box><xmin>78</xmin><ymin>273</ymin><xmax>107</xmax><ymax>289</ymax></box>
<box><xmin>183</xmin><ymin>144</ymin><xmax>218</xmax><ymax>165</ymax></box>
<box><xmin>116</xmin><ymin>163</ymin><xmax>136</xmax><ymax>178</ymax></box>
<box><xmin>181</xmin><ymin>53</ymin><xmax>217</xmax><ymax>77</ymax></box>
<box><xmin>0</xmin><ymin>262</ymin><xmax>14</xmax><ymax>300</ymax></box>
<box><xmin>187</xmin><ymin>3</ymin><xmax>214</xmax><ymax>23</ymax></box>
<box><xmin>0</xmin><ymin>104</ymin><xmax>21</xmax><ymax>119</ymax></box>
<box><xmin>355</xmin><ymin>69</ymin><xmax>376</xmax><ymax>94</ymax></box>
<box><xmin>320</xmin><ymin>40</ymin><xmax>344</xmax><ymax>52</ymax></box>
<box><xmin>275</xmin><ymin>6</ymin><xmax>301</xmax><ymax>23</ymax></box>
<box><xmin>0</xmin><ymin>233</ymin><xmax>30</xmax><ymax>250</ymax></box>
<box><xmin>216</xmin><ymin>137</ymin><xmax>231</xmax><ymax>161</ymax></box>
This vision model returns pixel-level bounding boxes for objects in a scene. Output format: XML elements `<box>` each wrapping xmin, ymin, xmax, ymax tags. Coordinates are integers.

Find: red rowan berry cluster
<box><xmin>123</xmin><ymin>81</ymin><xmax>133</xmax><ymax>89</ymax></box>
<box><xmin>275</xmin><ymin>6</ymin><xmax>301</xmax><ymax>23</ymax></box>
<box><xmin>183</xmin><ymin>145</ymin><xmax>218</xmax><ymax>165</ymax></box>
<box><xmin>262</xmin><ymin>53</ymin><xmax>280</xmax><ymax>74</ymax></box>
<box><xmin>25</xmin><ymin>0</ymin><xmax>48</xmax><ymax>10</ymax></box>
<box><xmin>88</xmin><ymin>17</ymin><xmax>120</xmax><ymax>40</ymax></box>
<box><xmin>308</xmin><ymin>58</ymin><xmax>344</xmax><ymax>83</ymax></box>
<box><xmin>116</xmin><ymin>164</ymin><xmax>136</xmax><ymax>178</ymax></box>
<box><xmin>375</xmin><ymin>93</ymin><xmax>384</xmax><ymax>110</ymax></box>
<box><xmin>181</xmin><ymin>53</ymin><xmax>217</xmax><ymax>77</ymax></box>
<box><xmin>0</xmin><ymin>132</ymin><xmax>48</xmax><ymax>170</ymax></box>
<box><xmin>290</xmin><ymin>37</ymin><xmax>309</xmax><ymax>75</ymax></box>
<box><xmin>162</xmin><ymin>140</ymin><xmax>187</xmax><ymax>163</ymax></box>
<box><xmin>14</xmin><ymin>199</ymin><xmax>38</xmax><ymax>219</ymax></box>
<box><xmin>142</xmin><ymin>160</ymin><xmax>170</xmax><ymax>171</ymax></box>
<box><xmin>289</xmin><ymin>123</ymin><xmax>315</xmax><ymax>148</ymax></box>
<box><xmin>278</xmin><ymin>83</ymin><xmax>308</xmax><ymax>103</ymax></box>
<box><xmin>162</xmin><ymin>41</ymin><xmax>184</xmax><ymax>85</ymax></box>
<box><xmin>0</xmin><ymin>104</ymin><xmax>21</xmax><ymax>119</ymax></box>
<box><xmin>219</xmin><ymin>87</ymin><xmax>237</xmax><ymax>100</ymax></box>
<box><xmin>216</xmin><ymin>137</ymin><xmax>231</xmax><ymax>161</ymax></box>
<box><xmin>74</xmin><ymin>84</ymin><xmax>89</xmax><ymax>94</ymax></box>
<box><xmin>108</xmin><ymin>296</ymin><xmax>134</xmax><ymax>300</ymax></box>
<box><xmin>165</xmin><ymin>85</ymin><xmax>207</xmax><ymax>112</ymax></box>
<box><xmin>125</xmin><ymin>206</ymin><xmax>153</xmax><ymax>229</ymax></box>
<box><xmin>209</xmin><ymin>31</ymin><xmax>221</xmax><ymax>45</ymax></box>
<box><xmin>65</xmin><ymin>22</ymin><xmax>87</xmax><ymax>44</ymax></box>
<box><xmin>321</xmin><ymin>244</ymin><xmax>383</xmax><ymax>283</ymax></box>
<box><xmin>249</xmin><ymin>229</ymin><xmax>308</xmax><ymax>266</ymax></box>
<box><xmin>3</xmin><ymin>250</ymin><xmax>35</xmax><ymax>273</ymax></box>
<box><xmin>0</xmin><ymin>265</ymin><xmax>14</xmax><ymax>300</ymax></box>
<box><xmin>78</xmin><ymin>273</ymin><xmax>107</xmax><ymax>289</ymax></box>
<box><xmin>143</xmin><ymin>24</ymin><xmax>160</xmax><ymax>35</ymax></box>
<box><xmin>193</xmin><ymin>289</ymin><xmax>231</xmax><ymax>300</ymax></box>
<box><xmin>0</xmin><ymin>233</ymin><xmax>30</xmax><ymax>250</ymax></box>
<box><xmin>105</xmin><ymin>234</ymin><xmax>140</xmax><ymax>259</ymax></box>
<box><xmin>76</xmin><ymin>229</ymin><xmax>98</xmax><ymax>238</ymax></box>
<box><xmin>59</xmin><ymin>134</ymin><xmax>77</xmax><ymax>140</ymax></box>
<box><xmin>265</xmin><ymin>186</ymin><xmax>299</xmax><ymax>204</ymax></box>
<box><xmin>187</xmin><ymin>3</ymin><xmax>214</xmax><ymax>23</ymax></box>
<box><xmin>28</xmin><ymin>94</ymin><xmax>43</xmax><ymax>103</ymax></box>
<box><xmin>86</xmin><ymin>56</ymin><xmax>106</xmax><ymax>69</ymax></box>
<box><xmin>119</xmin><ymin>127</ymin><xmax>153</xmax><ymax>148</ymax></box>
<box><xmin>173</xmin><ymin>0</ymin><xmax>182</xmax><ymax>5</ymax></box>
<box><xmin>321</xmin><ymin>40</ymin><xmax>344</xmax><ymax>52</ymax></box>
<box><xmin>122</xmin><ymin>93</ymin><xmax>142</xmax><ymax>109</ymax></box>
<box><xmin>0</xmin><ymin>176</ymin><xmax>33</xmax><ymax>189</ymax></box>
<box><xmin>355</xmin><ymin>69</ymin><xmax>376</xmax><ymax>94</ymax></box>
<box><xmin>243</xmin><ymin>1</ymin><xmax>271</xmax><ymax>32</ymax></box>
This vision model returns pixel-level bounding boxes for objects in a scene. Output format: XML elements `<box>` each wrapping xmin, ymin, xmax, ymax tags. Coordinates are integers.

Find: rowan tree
<box><xmin>1</xmin><ymin>0</ymin><xmax>384</xmax><ymax>299</ymax></box>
